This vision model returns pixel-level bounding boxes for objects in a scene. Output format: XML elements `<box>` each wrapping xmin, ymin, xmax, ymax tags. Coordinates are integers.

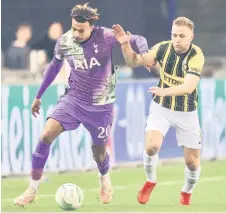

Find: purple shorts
<box><xmin>47</xmin><ymin>95</ymin><xmax>114</xmax><ymax>145</ymax></box>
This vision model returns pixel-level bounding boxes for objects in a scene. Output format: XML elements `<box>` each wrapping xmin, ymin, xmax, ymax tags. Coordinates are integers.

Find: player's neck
<box><xmin>173</xmin><ymin>44</ymin><xmax>192</xmax><ymax>56</ymax></box>
<box><xmin>80</xmin><ymin>26</ymin><xmax>96</xmax><ymax>44</ymax></box>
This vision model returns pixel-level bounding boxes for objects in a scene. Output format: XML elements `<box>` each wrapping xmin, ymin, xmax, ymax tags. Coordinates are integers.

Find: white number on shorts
<box><xmin>98</xmin><ymin>125</ymin><xmax>111</xmax><ymax>140</ymax></box>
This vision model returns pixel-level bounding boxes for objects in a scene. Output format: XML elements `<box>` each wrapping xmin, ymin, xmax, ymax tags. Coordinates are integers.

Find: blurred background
<box><xmin>2</xmin><ymin>0</ymin><xmax>226</xmax><ymax>81</ymax></box>
<box><xmin>1</xmin><ymin>1</ymin><xmax>226</xmax><ymax>211</ymax></box>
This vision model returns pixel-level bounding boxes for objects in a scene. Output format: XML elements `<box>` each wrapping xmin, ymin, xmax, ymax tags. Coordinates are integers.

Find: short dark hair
<box><xmin>71</xmin><ymin>3</ymin><xmax>99</xmax><ymax>25</ymax></box>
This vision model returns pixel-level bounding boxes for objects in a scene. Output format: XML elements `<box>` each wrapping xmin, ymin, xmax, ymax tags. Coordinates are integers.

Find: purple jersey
<box><xmin>54</xmin><ymin>27</ymin><xmax>148</xmax><ymax>109</ymax></box>
<box><xmin>37</xmin><ymin>26</ymin><xmax>148</xmax><ymax>143</ymax></box>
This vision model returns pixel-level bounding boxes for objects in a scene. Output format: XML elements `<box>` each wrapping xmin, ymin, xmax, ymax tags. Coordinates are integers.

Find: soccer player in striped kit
<box><xmin>114</xmin><ymin>17</ymin><xmax>205</xmax><ymax>205</ymax></box>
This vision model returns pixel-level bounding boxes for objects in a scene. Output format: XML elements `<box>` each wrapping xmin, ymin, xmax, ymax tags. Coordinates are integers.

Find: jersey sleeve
<box><xmin>148</xmin><ymin>42</ymin><xmax>166</xmax><ymax>63</ymax></box>
<box><xmin>129</xmin><ymin>35</ymin><xmax>148</xmax><ymax>55</ymax></box>
<box><xmin>54</xmin><ymin>38</ymin><xmax>64</xmax><ymax>60</ymax></box>
<box><xmin>102</xmin><ymin>27</ymin><xmax>148</xmax><ymax>54</ymax></box>
<box><xmin>187</xmin><ymin>50</ymin><xmax>205</xmax><ymax>77</ymax></box>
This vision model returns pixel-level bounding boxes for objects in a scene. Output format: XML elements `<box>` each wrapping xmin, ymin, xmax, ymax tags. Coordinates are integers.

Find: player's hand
<box><xmin>148</xmin><ymin>87</ymin><xmax>167</xmax><ymax>97</ymax></box>
<box><xmin>144</xmin><ymin>65</ymin><xmax>151</xmax><ymax>72</ymax></box>
<box><xmin>141</xmin><ymin>52</ymin><xmax>157</xmax><ymax>69</ymax></box>
<box><xmin>31</xmin><ymin>98</ymin><xmax>41</xmax><ymax>117</ymax></box>
<box><xmin>112</xmin><ymin>24</ymin><xmax>130</xmax><ymax>45</ymax></box>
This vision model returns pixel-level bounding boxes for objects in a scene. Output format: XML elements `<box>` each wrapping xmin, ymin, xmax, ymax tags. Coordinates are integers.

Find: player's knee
<box><xmin>185</xmin><ymin>150</ymin><xmax>200</xmax><ymax>171</ymax></box>
<box><xmin>187</xmin><ymin>162</ymin><xmax>199</xmax><ymax>171</ymax></box>
<box><xmin>146</xmin><ymin>144</ymin><xmax>159</xmax><ymax>156</ymax></box>
<box><xmin>145</xmin><ymin>131</ymin><xmax>163</xmax><ymax>156</ymax></box>
<box><xmin>40</xmin><ymin>119</ymin><xmax>63</xmax><ymax>144</ymax></box>
<box><xmin>40</xmin><ymin>129</ymin><xmax>54</xmax><ymax>144</ymax></box>
<box><xmin>186</xmin><ymin>156</ymin><xmax>200</xmax><ymax>171</ymax></box>
<box><xmin>93</xmin><ymin>152</ymin><xmax>106</xmax><ymax>163</ymax></box>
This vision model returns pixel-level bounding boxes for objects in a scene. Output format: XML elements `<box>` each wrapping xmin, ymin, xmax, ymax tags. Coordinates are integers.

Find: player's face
<box><xmin>72</xmin><ymin>19</ymin><xmax>93</xmax><ymax>43</ymax></box>
<box><xmin>171</xmin><ymin>25</ymin><xmax>194</xmax><ymax>54</ymax></box>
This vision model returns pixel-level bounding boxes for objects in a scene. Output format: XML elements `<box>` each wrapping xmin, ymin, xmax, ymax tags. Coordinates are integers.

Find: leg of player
<box><xmin>180</xmin><ymin>147</ymin><xmax>201</xmax><ymax>205</ymax></box>
<box><xmin>14</xmin><ymin>118</ymin><xmax>64</xmax><ymax>207</ymax></box>
<box><xmin>137</xmin><ymin>130</ymin><xmax>164</xmax><ymax>204</ymax></box>
<box><xmin>92</xmin><ymin>144</ymin><xmax>113</xmax><ymax>204</ymax></box>
<box><xmin>82</xmin><ymin>108</ymin><xmax>114</xmax><ymax>204</ymax></box>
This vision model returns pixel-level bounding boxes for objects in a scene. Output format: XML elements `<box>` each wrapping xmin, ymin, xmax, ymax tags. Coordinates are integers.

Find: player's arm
<box><xmin>120</xmin><ymin>41</ymin><xmax>145</xmax><ymax>68</ymax></box>
<box><xmin>127</xmin><ymin>35</ymin><xmax>160</xmax><ymax>68</ymax></box>
<box><xmin>151</xmin><ymin>74</ymin><xmax>200</xmax><ymax>96</ymax></box>
<box><xmin>35</xmin><ymin>39</ymin><xmax>64</xmax><ymax>99</ymax></box>
<box><xmin>35</xmin><ymin>58</ymin><xmax>63</xmax><ymax>98</ymax></box>
<box><xmin>32</xmin><ymin>39</ymin><xmax>64</xmax><ymax>117</ymax></box>
<box><xmin>109</xmin><ymin>25</ymin><xmax>144</xmax><ymax>67</ymax></box>
<box><xmin>120</xmin><ymin>41</ymin><xmax>160</xmax><ymax>69</ymax></box>
<box><xmin>149</xmin><ymin>51</ymin><xmax>205</xmax><ymax>96</ymax></box>
<box><xmin>112</xmin><ymin>24</ymin><xmax>156</xmax><ymax>68</ymax></box>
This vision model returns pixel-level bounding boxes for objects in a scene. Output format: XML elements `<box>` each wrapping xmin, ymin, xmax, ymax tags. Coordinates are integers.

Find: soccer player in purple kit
<box><xmin>14</xmin><ymin>3</ymin><xmax>149</xmax><ymax>206</ymax></box>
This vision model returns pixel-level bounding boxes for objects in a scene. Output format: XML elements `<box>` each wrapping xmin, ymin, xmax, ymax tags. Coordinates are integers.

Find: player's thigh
<box><xmin>146</xmin><ymin>101</ymin><xmax>171</xmax><ymax>136</ymax></box>
<box><xmin>174</xmin><ymin>111</ymin><xmax>201</xmax><ymax>150</ymax></box>
<box><xmin>145</xmin><ymin>130</ymin><xmax>165</xmax><ymax>154</ymax></box>
<box><xmin>145</xmin><ymin>101</ymin><xmax>171</xmax><ymax>152</ymax></box>
<box><xmin>82</xmin><ymin>110</ymin><xmax>113</xmax><ymax>161</ymax></box>
<box><xmin>40</xmin><ymin>118</ymin><xmax>64</xmax><ymax>144</ymax></box>
<box><xmin>183</xmin><ymin>146</ymin><xmax>200</xmax><ymax>171</ymax></box>
<box><xmin>47</xmin><ymin>95</ymin><xmax>81</xmax><ymax>132</ymax></box>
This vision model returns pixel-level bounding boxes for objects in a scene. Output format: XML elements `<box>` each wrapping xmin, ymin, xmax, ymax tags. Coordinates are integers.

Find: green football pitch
<box><xmin>2</xmin><ymin>161</ymin><xmax>226</xmax><ymax>212</ymax></box>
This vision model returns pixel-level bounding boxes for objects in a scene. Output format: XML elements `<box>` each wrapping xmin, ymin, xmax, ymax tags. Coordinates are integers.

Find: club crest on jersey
<box><xmin>73</xmin><ymin>57</ymin><xmax>101</xmax><ymax>69</ymax></box>
<box><xmin>93</xmin><ymin>43</ymin><xmax>98</xmax><ymax>53</ymax></box>
<box><xmin>182</xmin><ymin>60</ymin><xmax>188</xmax><ymax>72</ymax></box>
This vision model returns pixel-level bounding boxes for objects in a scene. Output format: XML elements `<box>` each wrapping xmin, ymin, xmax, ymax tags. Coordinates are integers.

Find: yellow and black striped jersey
<box><xmin>150</xmin><ymin>40</ymin><xmax>205</xmax><ymax>112</ymax></box>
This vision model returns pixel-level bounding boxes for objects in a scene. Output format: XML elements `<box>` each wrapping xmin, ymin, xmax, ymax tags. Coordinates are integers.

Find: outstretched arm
<box><xmin>36</xmin><ymin>38</ymin><xmax>64</xmax><ymax>99</ymax></box>
<box><xmin>31</xmin><ymin>57</ymin><xmax>63</xmax><ymax>117</ymax></box>
<box><xmin>149</xmin><ymin>74</ymin><xmax>200</xmax><ymax>96</ymax></box>
<box><xmin>32</xmin><ymin>38</ymin><xmax>64</xmax><ymax>117</ymax></box>
<box><xmin>112</xmin><ymin>24</ymin><xmax>156</xmax><ymax>68</ymax></box>
<box><xmin>148</xmin><ymin>52</ymin><xmax>205</xmax><ymax>96</ymax></box>
<box><xmin>120</xmin><ymin>42</ymin><xmax>145</xmax><ymax>68</ymax></box>
<box><xmin>36</xmin><ymin>57</ymin><xmax>63</xmax><ymax>99</ymax></box>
